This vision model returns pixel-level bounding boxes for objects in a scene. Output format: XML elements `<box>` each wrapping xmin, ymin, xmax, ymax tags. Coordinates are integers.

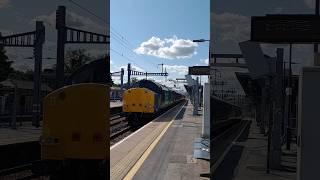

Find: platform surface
<box><xmin>133</xmin><ymin>102</ymin><xmax>209</xmax><ymax>180</ymax></box>
<box><xmin>213</xmin><ymin>120</ymin><xmax>297</xmax><ymax>180</ymax></box>
<box><xmin>0</xmin><ymin>102</ymin><xmax>122</xmax><ymax>146</ymax></box>
<box><xmin>110</xmin><ymin>101</ymin><xmax>209</xmax><ymax>180</ymax></box>
<box><xmin>0</xmin><ymin>122</ymin><xmax>41</xmax><ymax>146</ymax></box>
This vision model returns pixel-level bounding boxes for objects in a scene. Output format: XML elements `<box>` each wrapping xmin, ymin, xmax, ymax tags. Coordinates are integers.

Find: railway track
<box><xmin>110</xmin><ymin>100</ymin><xmax>186</xmax><ymax>143</ymax></box>
<box><xmin>110</xmin><ymin>113</ymin><xmax>126</xmax><ymax>126</ymax></box>
<box><xmin>110</xmin><ymin>113</ymin><xmax>131</xmax><ymax>140</ymax></box>
<box><xmin>0</xmin><ymin>104</ymin><xmax>183</xmax><ymax>179</ymax></box>
<box><xmin>0</xmin><ymin>161</ymin><xmax>47</xmax><ymax>180</ymax></box>
<box><xmin>0</xmin><ymin>114</ymin><xmax>129</xmax><ymax>179</ymax></box>
<box><xmin>211</xmin><ymin>120</ymin><xmax>251</xmax><ymax>174</ymax></box>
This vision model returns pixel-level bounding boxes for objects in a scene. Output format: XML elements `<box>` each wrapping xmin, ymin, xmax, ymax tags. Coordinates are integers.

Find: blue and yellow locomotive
<box><xmin>123</xmin><ymin>80</ymin><xmax>185</xmax><ymax>127</ymax></box>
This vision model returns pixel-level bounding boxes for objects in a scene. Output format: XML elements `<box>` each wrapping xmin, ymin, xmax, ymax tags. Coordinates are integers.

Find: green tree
<box><xmin>131</xmin><ymin>77</ymin><xmax>139</xmax><ymax>84</ymax></box>
<box><xmin>64</xmin><ymin>48</ymin><xmax>93</xmax><ymax>73</ymax></box>
<box><xmin>0</xmin><ymin>46</ymin><xmax>13</xmax><ymax>82</ymax></box>
<box><xmin>10</xmin><ymin>69</ymin><xmax>33</xmax><ymax>81</ymax></box>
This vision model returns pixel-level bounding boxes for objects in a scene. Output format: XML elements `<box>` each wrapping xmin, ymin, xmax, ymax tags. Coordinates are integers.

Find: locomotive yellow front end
<box><xmin>41</xmin><ymin>83</ymin><xmax>109</xmax><ymax>160</ymax></box>
<box><xmin>123</xmin><ymin>88</ymin><xmax>156</xmax><ymax>113</ymax></box>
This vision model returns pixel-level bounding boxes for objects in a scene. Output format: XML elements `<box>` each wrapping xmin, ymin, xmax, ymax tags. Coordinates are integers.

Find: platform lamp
<box><xmin>192</xmin><ymin>39</ymin><xmax>210</xmax><ymax>107</ymax></box>
<box><xmin>192</xmin><ymin>38</ymin><xmax>210</xmax><ymax>80</ymax></box>
<box><xmin>192</xmin><ymin>39</ymin><xmax>211</xmax><ymax>178</ymax></box>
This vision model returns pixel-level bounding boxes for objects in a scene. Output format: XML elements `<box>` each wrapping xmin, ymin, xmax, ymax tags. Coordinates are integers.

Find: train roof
<box><xmin>132</xmin><ymin>79</ymin><xmax>172</xmax><ymax>94</ymax></box>
<box><xmin>66</xmin><ymin>58</ymin><xmax>112</xmax><ymax>85</ymax></box>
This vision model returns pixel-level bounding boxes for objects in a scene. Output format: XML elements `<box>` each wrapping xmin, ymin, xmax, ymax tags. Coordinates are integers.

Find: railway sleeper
<box><xmin>31</xmin><ymin>159</ymin><xmax>108</xmax><ymax>180</ymax></box>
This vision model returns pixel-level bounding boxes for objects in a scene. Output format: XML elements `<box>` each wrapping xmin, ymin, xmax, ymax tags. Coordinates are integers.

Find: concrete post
<box><xmin>261</xmin><ymin>87</ymin><xmax>268</xmax><ymax>134</ymax></box>
<box><xmin>193</xmin><ymin>77</ymin><xmax>199</xmax><ymax>115</ymax></box>
<box><xmin>32</xmin><ymin>21</ymin><xmax>44</xmax><ymax>127</ymax></box>
<box><xmin>270</xmin><ymin>48</ymin><xmax>284</xmax><ymax>169</ymax></box>
<box><xmin>192</xmin><ymin>85</ymin><xmax>196</xmax><ymax>115</ymax></box>
<box><xmin>0</xmin><ymin>96</ymin><xmax>5</xmax><ymax>115</ymax></box>
<box><xmin>11</xmin><ymin>82</ymin><xmax>17</xmax><ymax>129</ymax></box>
<box><xmin>56</xmin><ymin>6</ymin><xmax>66</xmax><ymax>89</ymax></box>
<box><xmin>197</xmin><ymin>77</ymin><xmax>200</xmax><ymax>108</ymax></box>
<box><xmin>120</xmin><ymin>68</ymin><xmax>124</xmax><ymax>99</ymax></box>
<box><xmin>127</xmin><ymin>63</ymin><xmax>131</xmax><ymax>87</ymax></box>
<box><xmin>286</xmin><ymin>44</ymin><xmax>293</xmax><ymax>150</ymax></box>
<box><xmin>202</xmin><ymin>83</ymin><xmax>210</xmax><ymax>138</ymax></box>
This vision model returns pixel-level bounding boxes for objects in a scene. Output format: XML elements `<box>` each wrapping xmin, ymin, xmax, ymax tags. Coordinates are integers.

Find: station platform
<box><xmin>0</xmin><ymin>121</ymin><xmax>41</xmax><ymax>169</ymax></box>
<box><xmin>0</xmin><ymin>101</ymin><xmax>122</xmax><ymax>146</ymax></box>
<box><xmin>213</xmin><ymin>120</ymin><xmax>297</xmax><ymax>180</ymax></box>
<box><xmin>110</xmin><ymin>100</ymin><xmax>209</xmax><ymax>180</ymax></box>
<box><xmin>0</xmin><ymin>122</ymin><xmax>41</xmax><ymax>146</ymax></box>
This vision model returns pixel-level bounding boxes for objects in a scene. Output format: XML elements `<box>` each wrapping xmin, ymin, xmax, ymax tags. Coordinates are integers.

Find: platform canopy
<box><xmin>235</xmin><ymin>72</ymin><xmax>262</xmax><ymax>102</ymax></box>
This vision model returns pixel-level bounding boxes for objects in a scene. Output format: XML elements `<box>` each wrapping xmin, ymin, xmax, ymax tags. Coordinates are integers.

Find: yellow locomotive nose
<box><xmin>41</xmin><ymin>83</ymin><xmax>110</xmax><ymax>160</ymax></box>
<box><xmin>122</xmin><ymin>88</ymin><xmax>156</xmax><ymax>113</ymax></box>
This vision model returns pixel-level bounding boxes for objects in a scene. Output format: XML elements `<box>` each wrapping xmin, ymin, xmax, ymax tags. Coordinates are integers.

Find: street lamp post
<box><xmin>192</xmin><ymin>39</ymin><xmax>210</xmax><ymax>113</ymax></box>
<box><xmin>192</xmin><ymin>39</ymin><xmax>210</xmax><ymax>111</ymax></box>
<box><xmin>192</xmin><ymin>39</ymin><xmax>210</xmax><ymax>43</ymax></box>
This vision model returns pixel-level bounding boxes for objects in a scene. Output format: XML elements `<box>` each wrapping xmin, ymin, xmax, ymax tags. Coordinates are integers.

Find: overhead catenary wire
<box><xmin>67</xmin><ymin>0</ymin><xmax>160</xmax><ymax>71</ymax></box>
<box><xmin>68</xmin><ymin>0</ymin><xmax>110</xmax><ymax>25</ymax></box>
<box><xmin>68</xmin><ymin>0</ymin><xmax>133</xmax><ymax>49</ymax></box>
<box><xmin>110</xmin><ymin>48</ymin><xmax>143</xmax><ymax>70</ymax></box>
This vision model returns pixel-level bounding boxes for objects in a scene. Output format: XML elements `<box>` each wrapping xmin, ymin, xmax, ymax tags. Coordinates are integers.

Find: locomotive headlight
<box><xmin>145</xmin><ymin>103</ymin><xmax>150</xmax><ymax>108</ymax></box>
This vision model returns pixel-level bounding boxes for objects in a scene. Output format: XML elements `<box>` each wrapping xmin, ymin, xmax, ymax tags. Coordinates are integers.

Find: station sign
<box><xmin>251</xmin><ymin>15</ymin><xmax>320</xmax><ymax>43</ymax></box>
<box><xmin>188</xmin><ymin>66</ymin><xmax>210</xmax><ymax>75</ymax></box>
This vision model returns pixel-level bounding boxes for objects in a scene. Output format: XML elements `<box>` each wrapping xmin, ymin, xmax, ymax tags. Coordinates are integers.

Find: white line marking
<box><xmin>123</xmin><ymin>101</ymin><xmax>187</xmax><ymax>179</ymax></box>
<box><xmin>211</xmin><ymin>120</ymin><xmax>250</xmax><ymax>172</ymax></box>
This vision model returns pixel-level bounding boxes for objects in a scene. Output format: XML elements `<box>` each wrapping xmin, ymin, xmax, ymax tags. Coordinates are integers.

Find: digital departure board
<box><xmin>251</xmin><ymin>15</ymin><xmax>320</xmax><ymax>43</ymax></box>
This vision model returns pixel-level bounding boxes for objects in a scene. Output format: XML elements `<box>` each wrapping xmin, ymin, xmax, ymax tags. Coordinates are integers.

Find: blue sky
<box><xmin>1</xmin><ymin>0</ymin><xmax>316</xmax><ymax>91</ymax></box>
<box><xmin>0</xmin><ymin>0</ymin><xmax>209</xmax><ymax>90</ymax></box>
<box><xmin>110</xmin><ymin>0</ymin><xmax>210</xmax><ymax>88</ymax></box>
<box><xmin>0</xmin><ymin>0</ymin><xmax>108</xmax><ymax>70</ymax></box>
<box><xmin>210</xmin><ymin>0</ymin><xmax>315</xmax><ymax>93</ymax></box>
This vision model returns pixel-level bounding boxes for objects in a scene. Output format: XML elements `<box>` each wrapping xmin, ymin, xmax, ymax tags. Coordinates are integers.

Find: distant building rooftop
<box><xmin>111</xmin><ymin>86</ymin><xmax>125</xmax><ymax>91</ymax></box>
<box><xmin>0</xmin><ymin>79</ymin><xmax>52</xmax><ymax>92</ymax></box>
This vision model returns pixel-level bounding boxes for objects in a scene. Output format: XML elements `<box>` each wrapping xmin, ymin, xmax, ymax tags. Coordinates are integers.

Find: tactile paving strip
<box><xmin>111</xmin><ymin>122</ymin><xmax>167</xmax><ymax>180</ymax></box>
<box><xmin>110</xmin><ymin>103</ymin><xmax>184</xmax><ymax>180</ymax></box>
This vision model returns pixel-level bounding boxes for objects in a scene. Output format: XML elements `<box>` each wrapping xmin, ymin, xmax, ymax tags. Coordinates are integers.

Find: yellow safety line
<box><xmin>123</xmin><ymin>102</ymin><xmax>186</xmax><ymax>180</ymax></box>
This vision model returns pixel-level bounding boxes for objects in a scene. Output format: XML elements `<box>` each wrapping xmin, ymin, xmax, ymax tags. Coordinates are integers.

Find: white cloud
<box><xmin>111</xmin><ymin>65</ymin><xmax>187</xmax><ymax>92</ymax></box>
<box><xmin>211</xmin><ymin>12</ymin><xmax>250</xmax><ymax>43</ymax></box>
<box><xmin>0</xmin><ymin>0</ymin><xmax>9</xmax><ymax>8</ymax></box>
<box><xmin>31</xmin><ymin>10</ymin><xmax>107</xmax><ymax>33</ymax></box>
<box><xmin>5</xmin><ymin>47</ymin><xmax>33</xmax><ymax>71</ymax></box>
<box><xmin>163</xmin><ymin>65</ymin><xmax>188</xmax><ymax>75</ymax></box>
<box><xmin>261</xmin><ymin>44</ymin><xmax>314</xmax><ymax>72</ymax></box>
<box><xmin>0</xmin><ymin>28</ymin><xmax>12</xmax><ymax>35</ymax></box>
<box><xmin>134</xmin><ymin>36</ymin><xmax>198</xmax><ymax>59</ymax></box>
<box><xmin>274</xmin><ymin>7</ymin><xmax>283</xmax><ymax>13</ymax></box>
<box><xmin>154</xmin><ymin>79</ymin><xmax>186</xmax><ymax>91</ymax></box>
<box><xmin>305</xmin><ymin>0</ymin><xmax>315</xmax><ymax>8</ymax></box>
<box><xmin>200</xmin><ymin>58</ymin><xmax>209</xmax><ymax>64</ymax></box>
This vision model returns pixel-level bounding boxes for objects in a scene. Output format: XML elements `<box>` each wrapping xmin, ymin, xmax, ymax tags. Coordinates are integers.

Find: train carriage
<box><xmin>37</xmin><ymin>58</ymin><xmax>111</xmax><ymax>179</ymax></box>
<box><xmin>123</xmin><ymin>80</ymin><xmax>185</xmax><ymax>127</ymax></box>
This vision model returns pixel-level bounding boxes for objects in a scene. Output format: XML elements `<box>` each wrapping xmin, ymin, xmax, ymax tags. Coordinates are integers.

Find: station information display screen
<box><xmin>188</xmin><ymin>66</ymin><xmax>210</xmax><ymax>75</ymax></box>
<box><xmin>251</xmin><ymin>15</ymin><xmax>320</xmax><ymax>43</ymax></box>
